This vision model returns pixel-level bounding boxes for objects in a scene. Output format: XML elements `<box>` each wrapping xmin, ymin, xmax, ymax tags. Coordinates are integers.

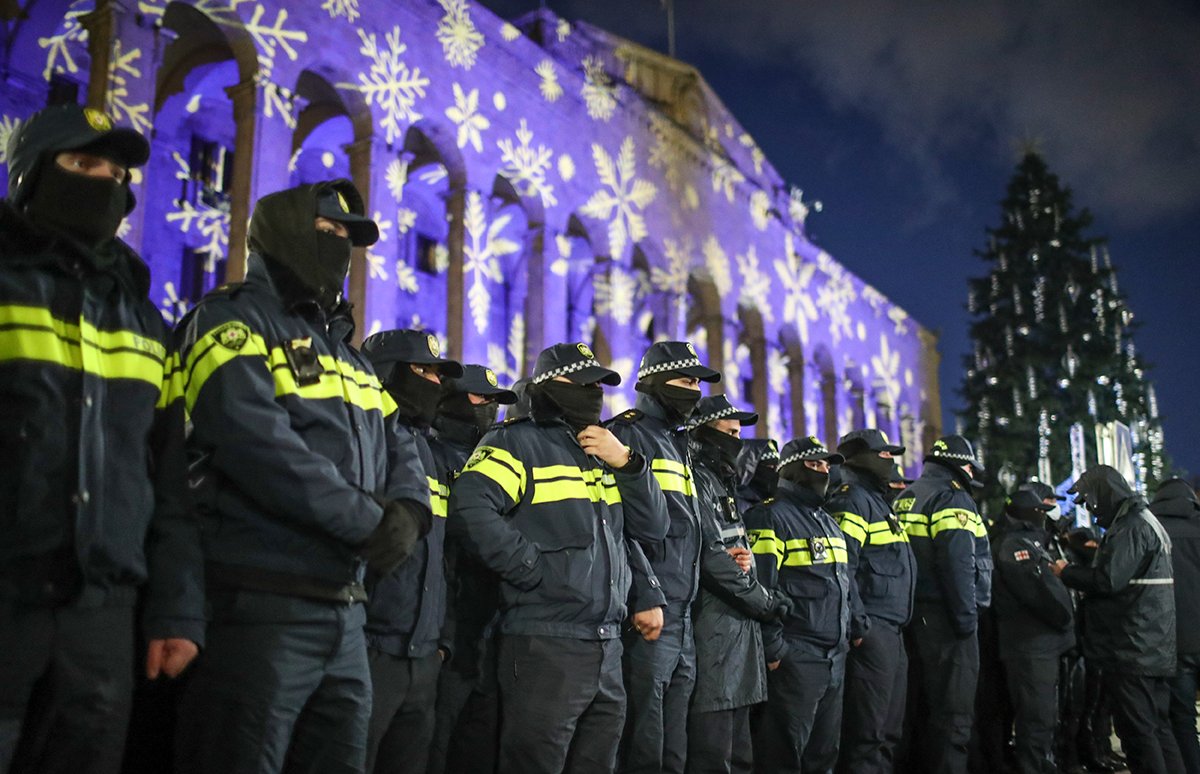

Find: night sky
<box><xmin>480</xmin><ymin>0</ymin><xmax>1200</xmax><ymax>478</ymax></box>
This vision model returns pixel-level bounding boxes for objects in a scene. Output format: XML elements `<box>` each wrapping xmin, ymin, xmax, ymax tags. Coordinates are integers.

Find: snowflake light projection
<box><xmin>106</xmin><ymin>41</ymin><xmax>152</xmax><ymax>134</ymax></box>
<box><xmin>38</xmin><ymin>2</ymin><xmax>88</xmax><ymax>81</ymax></box>
<box><xmin>580</xmin><ymin>136</ymin><xmax>656</xmax><ymax>259</ymax></box>
<box><xmin>165</xmin><ymin>151</ymin><xmax>230</xmax><ymax>274</ymax></box>
<box><xmin>871</xmin><ymin>335</ymin><xmax>902</xmax><ymax>408</ymax></box>
<box><xmin>321</xmin><ymin>0</ymin><xmax>360</xmax><ymax>23</ymax></box>
<box><xmin>594</xmin><ymin>265</ymin><xmax>638</xmax><ymax>326</ymax></box>
<box><xmin>487</xmin><ymin>314</ymin><xmax>525</xmax><ymax>384</ymax></box>
<box><xmin>445</xmin><ymin>83</ymin><xmax>490</xmax><ymax>153</ymax></box>
<box><xmin>160</xmin><ymin>281</ymin><xmax>190</xmax><ymax>324</ymax></box>
<box><xmin>497</xmin><ymin>119</ymin><xmax>556</xmax><ymax>208</ymax></box>
<box><xmin>581</xmin><ymin>56</ymin><xmax>617</xmax><ymax>121</ymax></box>
<box><xmin>702</xmin><ymin>235</ymin><xmax>732</xmax><ymax>296</ymax></box>
<box><xmin>463</xmin><ymin>191</ymin><xmax>519</xmax><ymax>334</ymax></box>
<box><xmin>749</xmin><ymin>190</ymin><xmax>771</xmax><ymax>231</ymax></box>
<box><xmin>385</xmin><ymin>159</ymin><xmax>408</xmax><ymax>202</ymax></box>
<box><xmin>342</xmin><ymin>26</ymin><xmax>429</xmax><ymax>145</ymax></box>
<box><xmin>776</xmin><ymin>234</ymin><xmax>819</xmax><ymax>345</ymax></box>
<box><xmin>436</xmin><ymin>0</ymin><xmax>484</xmax><ymax>70</ymax></box>
<box><xmin>736</xmin><ymin>245</ymin><xmax>772</xmax><ymax>322</ymax></box>
<box><xmin>536</xmin><ymin>60</ymin><xmax>563</xmax><ymax>102</ymax></box>
<box><xmin>816</xmin><ymin>257</ymin><xmax>857</xmax><ymax>345</ymax></box>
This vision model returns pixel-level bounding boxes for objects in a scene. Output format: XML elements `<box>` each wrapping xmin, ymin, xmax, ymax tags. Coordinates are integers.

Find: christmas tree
<box><xmin>961</xmin><ymin>153</ymin><xmax>1166</xmax><ymax>513</ymax></box>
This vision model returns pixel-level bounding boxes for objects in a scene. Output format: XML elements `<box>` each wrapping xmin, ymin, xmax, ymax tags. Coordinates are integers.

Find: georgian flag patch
<box><xmin>1014</xmin><ymin>550</ymin><xmax>1031</xmax><ymax>561</ymax></box>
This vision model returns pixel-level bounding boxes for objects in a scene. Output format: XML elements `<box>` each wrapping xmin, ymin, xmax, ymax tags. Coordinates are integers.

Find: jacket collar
<box><xmin>778</xmin><ymin>478</ymin><xmax>826</xmax><ymax>509</ymax></box>
<box><xmin>921</xmin><ymin>458</ymin><xmax>974</xmax><ymax>490</ymax></box>
<box><xmin>246</xmin><ymin>254</ymin><xmax>356</xmax><ymax>342</ymax></box>
<box><xmin>635</xmin><ymin>392</ymin><xmax>681</xmax><ymax>429</ymax></box>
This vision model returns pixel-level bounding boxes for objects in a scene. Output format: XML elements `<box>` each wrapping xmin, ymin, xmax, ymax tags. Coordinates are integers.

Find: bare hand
<box><xmin>632</xmin><ymin>607</ymin><xmax>664</xmax><ymax>641</ymax></box>
<box><xmin>146</xmin><ymin>638</ymin><xmax>199</xmax><ymax>679</ymax></box>
<box><xmin>1051</xmin><ymin>559</ymin><xmax>1068</xmax><ymax>577</ymax></box>
<box><xmin>767</xmin><ymin>660</ymin><xmax>781</xmax><ymax>671</ymax></box>
<box><xmin>578</xmin><ymin>426</ymin><xmax>631</xmax><ymax>469</ymax></box>
<box><xmin>852</xmin><ymin>638</ymin><xmax>864</xmax><ymax>648</ymax></box>
<box><xmin>727</xmin><ymin>546</ymin><xmax>752</xmax><ymax>573</ymax></box>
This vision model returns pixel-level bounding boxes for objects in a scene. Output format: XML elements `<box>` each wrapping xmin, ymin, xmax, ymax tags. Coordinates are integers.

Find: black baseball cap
<box><xmin>637</xmin><ymin>341</ymin><xmax>720</xmax><ymax>383</ymax></box>
<box><xmin>361</xmin><ymin>329</ymin><xmax>464</xmax><ymax>378</ymax></box>
<box><xmin>1018</xmin><ymin>480</ymin><xmax>1066</xmax><ymax>502</ymax></box>
<box><xmin>1006</xmin><ymin>490</ymin><xmax>1055</xmax><ymax>514</ymax></box>
<box><xmin>779</xmin><ymin>436</ymin><xmax>845</xmax><ymax>468</ymax></box>
<box><xmin>315</xmin><ymin>179</ymin><xmax>379</xmax><ymax>247</ymax></box>
<box><xmin>444</xmin><ymin>364</ymin><xmax>518</xmax><ymax>404</ymax></box>
<box><xmin>688</xmin><ymin>394</ymin><xmax>758</xmax><ymax>429</ymax></box>
<box><xmin>837</xmin><ymin>428</ymin><xmax>905</xmax><ymax>458</ymax></box>
<box><xmin>532</xmin><ymin>342</ymin><xmax>620</xmax><ymax>386</ymax></box>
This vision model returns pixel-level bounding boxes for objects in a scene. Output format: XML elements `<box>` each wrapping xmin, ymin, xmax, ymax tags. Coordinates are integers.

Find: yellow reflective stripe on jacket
<box><xmin>929</xmin><ymin>508</ymin><xmax>985</xmax><ymax>538</ymax></box>
<box><xmin>651</xmin><ymin>458</ymin><xmax>695</xmax><ymax>496</ymax></box>
<box><xmin>157</xmin><ymin>351</ymin><xmax>185</xmax><ymax>410</ymax></box>
<box><xmin>749</xmin><ymin>528</ymin><xmax>786</xmax><ymax>569</ymax></box>
<box><xmin>428</xmin><ymin>476</ymin><xmax>449</xmax><ymax>518</ymax></box>
<box><xmin>0</xmin><ymin>304</ymin><xmax>166</xmax><ymax>388</ymax></box>
<box><xmin>530</xmin><ymin>466</ymin><xmax>621</xmax><ymax>506</ymax></box>
<box><xmin>865</xmin><ymin>519</ymin><xmax>910</xmax><ymax>545</ymax></box>
<box><xmin>782</xmin><ymin>536</ymin><xmax>849</xmax><ymax>566</ymax></box>
<box><xmin>461</xmin><ymin>445</ymin><xmax>526</xmax><ymax>503</ymax></box>
<box><xmin>183</xmin><ymin>327</ymin><xmax>271</xmax><ymax>411</ymax></box>
<box><xmin>837</xmin><ymin>511</ymin><xmax>869</xmax><ymax>545</ymax></box>
<box><xmin>901</xmin><ymin>511</ymin><xmax>930</xmax><ymax>538</ymax></box>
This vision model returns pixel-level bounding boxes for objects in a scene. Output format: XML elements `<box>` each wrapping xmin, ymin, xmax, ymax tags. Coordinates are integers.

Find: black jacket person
<box><xmin>1057</xmin><ymin>466</ymin><xmax>1183</xmax><ymax>774</ymax></box>
<box><xmin>173</xmin><ymin>180</ymin><xmax>431</xmax><ymax>773</ymax></box>
<box><xmin>449</xmin><ymin>342</ymin><xmax>668</xmax><ymax>774</ymax></box>
<box><xmin>0</xmin><ymin>104</ymin><xmax>201</xmax><ymax>774</ymax></box>
<box><xmin>607</xmin><ymin>340</ymin><xmax>720</xmax><ymax>774</ymax></box>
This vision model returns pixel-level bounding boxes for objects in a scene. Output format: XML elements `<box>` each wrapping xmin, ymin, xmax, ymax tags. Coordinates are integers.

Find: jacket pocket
<box><xmin>863</xmin><ymin>553</ymin><xmax>906</xmax><ymax>596</ymax></box>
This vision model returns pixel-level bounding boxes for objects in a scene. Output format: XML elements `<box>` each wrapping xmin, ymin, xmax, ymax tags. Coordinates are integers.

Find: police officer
<box><xmin>359</xmin><ymin>329</ymin><xmax>466</xmax><ymax>774</ymax></box>
<box><xmin>174</xmin><ymin>180</ymin><xmax>431</xmax><ymax>773</ymax></box>
<box><xmin>0</xmin><ymin>104</ymin><xmax>201</xmax><ymax>774</ymax></box>
<box><xmin>1149</xmin><ymin>479</ymin><xmax>1200</xmax><ymax>774</ymax></box>
<box><xmin>686</xmin><ymin>395</ymin><xmax>788</xmax><ymax>773</ymax></box>
<box><xmin>449</xmin><ymin>342</ymin><xmax>669</xmax><ymax>774</ymax></box>
<box><xmin>736</xmin><ymin>439</ymin><xmax>780</xmax><ymax>513</ymax></box>
<box><xmin>745</xmin><ymin>436</ymin><xmax>851</xmax><ymax>774</ymax></box>
<box><xmin>895</xmin><ymin>434</ymin><xmax>991</xmax><ymax>774</ymax></box>
<box><xmin>608</xmin><ymin>340</ymin><xmax>720</xmax><ymax>774</ymax></box>
<box><xmin>428</xmin><ymin>364</ymin><xmax>517</xmax><ymax>774</ymax></box>
<box><xmin>993</xmin><ymin>490</ymin><xmax>1075</xmax><ymax>774</ymax></box>
<box><xmin>828</xmin><ymin>429</ymin><xmax>915</xmax><ymax>774</ymax></box>
<box><xmin>1054</xmin><ymin>466</ymin><xmax>1184</xmax><ymax>774</ymax></box>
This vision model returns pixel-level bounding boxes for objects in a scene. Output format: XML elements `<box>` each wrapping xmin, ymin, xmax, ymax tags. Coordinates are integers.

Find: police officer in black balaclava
<box><xmin>736</xmin><ymin>438</ymin><xmax>780</xmax><ymax>513</ymax></box>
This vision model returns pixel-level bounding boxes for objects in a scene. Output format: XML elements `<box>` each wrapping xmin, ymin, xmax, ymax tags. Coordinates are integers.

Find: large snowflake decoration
<box><xmin>165</xmin><ymin>154</ymin><xmax>229</xmax><ymax>273</ymax></box>
<box><xmin>702</xmin><ymin>120</ymin><xmax>744</xmax><ymax>204</ymax></box>
<box><xmin>736</xmin><ymin>245</ymin><xmax>772</xmax><ymax>322</ymax></box>
<box><xmin>385</xmin><ymin>159</ymin><xmax>408</xmax><ymax>202</ymax></box>
<box><xmin>0</xmin><ymin>115</ymin><xmax>20</xmax><ymax>166</ymax></box>
<box><xmin>159</xmin><ymin>281</ymin><xmax>190</xmax><ymax>325</ymax></box>
<box><xmin>776</xmin><ymin>233</ymin><xmax>819</xmax><ymax>345</ymax></box>
<box><xmin>749</xmin><ymin>190</ymin><xmax>771</xmax><ymax>231</ymax></box>
<box><xmin>580</xmin><ymin>137</ymin><xmax>656</xmax><ymax>259</ymax></box>
<box><xmin>500</xmin><ymin>22</ymin><xmax>521</xmax><ymax>41</ymax></box>
<box><xmin>888</xmin><ymin>307</ymin><xmax>910</xmax><ymax>335</ymax></box>
<box><xmin>535</xmin><ymin>60</ymin><xmax>563</xmax><ymax>102</ymax></box>
<box><xmin>581</xmin><ymin>56</ymin><xmax>617</xmax><ymax>121</ymax></box>
<box><xmin>463</xmin><ymin>191</ymin><xmax>519</xmax><ymax>334</ymax></box>
<box><xmin>104</xmin><ymin>41</ymin><xmax>152</xmax><ymax>134</ymax></box>
<box><xmin>321</xmin><ymin>0</ymin><xmax>360</xmax><ymax>22</ymax></box>
<box><xmin>647</xmin><ymin>113</ymin><xmax>697</xmax><ymax>210</ymax></box>
<box><xmin>366</xmin><ymin>250</ymin><xmax>389</xmax><ymax>281</ymax></box>
<box><xmin>871</xmin><ymin>335</ymin><xmax>902</xmax><ymax>409</ymax></box>
<box><xmin>594</xmin><ymin>265</ymin><xmax>638</xmax><ymax>326</ymax></box>
<box><xmin>739</xmin><ymin>133</ymin><xmax>766</xmax><ymax>176</ymax></box>
<box><xmin>436</xmin><ymin>0</ymin><xmax>484</xmax><ymax>69</ymax></box>
<box><xmin>395</xmin><ymin>261</ymin><xmax>419</xmax><ymax>293</ymax></box>
<box><xmin>136</xmin><ymin>0</ymin><xmax>306</xmax><ymax>73</ymax></box>
<box><xmin>342</xmin><ymin>26</ymin><xmax>429</xmax><ymax>145</ymax></box>
<box><xmin>701</xmin><ymin>235</ymin><xmax>732</xmax><ymax>296</ymax></box>
<box><xmin>497</xmin><ymin>119</ymin><xmax>556</xmax><ymax>208</ymax></box>
<box><xmin>445</xmin><ymin>83</ymin><xmax>490</xmax><ymax>153</ymax></box>
<box><xmin>816</xmin><ymin>261</ymin><xmax>857</xmax><ymax>345</ymax></box>
<box><xmin>257</xmin><ymin>74</ymin><xmax>297</xmax><ymax>129</ymax></box>
<box><xmin>653</xmin><ymin>237</ymin><xmax>694</xmax><ymax>297</ymax></box>
<box><xmin>38</xmin><ymin>2</ymin><xmax>88</xmax><ymax>81</ymax></box>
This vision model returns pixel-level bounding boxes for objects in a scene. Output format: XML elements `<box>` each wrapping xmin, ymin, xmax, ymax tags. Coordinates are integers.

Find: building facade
<box><xmin>0</xmin><ymin>0</ymin><xmax>942</xmax><ymax>465</ymax></box>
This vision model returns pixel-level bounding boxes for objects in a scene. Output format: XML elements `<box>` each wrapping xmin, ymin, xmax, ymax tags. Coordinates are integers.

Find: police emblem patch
<box><xmin>83</xmin><ymin>108</ymin><xmax>112</xmax><ymax>132</ymax></box>
<box><xmin>686</xmin><ymin>342</ymin><xmax>697</xmax><ymax>356</ymax></box>
<box><xmin>485</xmin><ymin>368</ymin><xmax>499</xmax><ymax>387</ymax></box>
<box><xmin>427</xmin><ymin>334</ymin><xmax>440</xmax><ymax>358</ymax></box>
<box><xmin>957</xmin><ymin>511</ymin><xmax>969</xmax><ymax>526</ymax></box>
<box><xmin>577</xmin><ymin>343</ymin><xmax>594</xmax><ymax>359</ymax></box>
<box><xmin>1014</xmin><ymin>550</ymin><xmax>1030</xmax><ymax>561</ymax></box>
<box><xmin>213</xmin><ymin>321</ymin><xmax>250</xmax><ymax>351</ymax></box>
<box><xmin>810</xmin><ymin>537</ymin><xmax>827</xmax><ymax>561</ymax></box>
<box><xmin>464</xmin><ymin>447</ymin><xmax>493</xmax><ymax>470</ymax></box>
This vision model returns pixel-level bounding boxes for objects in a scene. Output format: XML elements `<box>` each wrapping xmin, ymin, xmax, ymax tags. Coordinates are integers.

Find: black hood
<box><xmin>1150</xmin><ymin>478</ymin><xmax>1200</xmax><ymax>520</ymax></box>
<box><xmin>1070</xmin><ymin>465</ymin><xmax>1137</xmax><ymax>527</ymax></box>
<box><xmin>736</xmin><ymin>438</ymin><xmax>778</xmax><ymax>487</ymax></box>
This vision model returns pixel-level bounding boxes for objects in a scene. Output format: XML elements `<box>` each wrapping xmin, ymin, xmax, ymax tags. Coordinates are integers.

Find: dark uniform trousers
<box><xmin>622</xmin><ymin>610</ymin><xmax>697</xmax><ymax>774</ymax></box>
<box><xmin>1168</xmin><ymin>653</ymin><xmax>1200</xmax><ymax>774</ymax></box>
<box><xmin>756</xmin><ymin>654</ymin><xmax>845</xmax><ymax>774</ymax></box>
<box><xmin>1104</xmin><ymin>672</ymin><xmax>1186</xmax><ymax>774</ymax></box>
<box><xmin>0</xmin><ymin>597</ymin><xmax>134</xmax><ymax>774</ymax></box>
<box><xmin>498</xmin><ymin>634</ymin><xmax>625</xmax><ymax>774</ymax></box>
<box><xmin>1002</xmin><ymin>655</ymin><xmax>1059</xmax><ymax>774</ymax></box>
<box><xmin>838</xmin><ymin>620</ymin><xmax>907</xmax><ymax>774</ymax></box>
<box><xmin>437</xmin><ymin>636</ymin><xmax>501</xmax><ymax>774</ymax></box>
<box><xmin>907</xmin><ymin>602</ymin><xmax>979</xmax><ymax>774</ymax></box>
<box><xmin>365</xmin><ymin>650</ymin><xmax>441</xmax><ymax>774</ymax></box>
<box><xmin>175</xmin><ymin>591</ymin><xmax>371</xmax><ymax>774</ymax></box>
<box><xmin>687</xmin><ymin>706</ymin><xmax>753</xmax><ymax>774</ymax></box>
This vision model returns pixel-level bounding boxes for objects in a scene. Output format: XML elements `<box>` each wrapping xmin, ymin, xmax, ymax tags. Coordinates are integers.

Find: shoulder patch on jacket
<box><xmin>1013</xmin><ymin>549</ymin><xmax>1031</xmax><ymax>561</ymax></box>
<box><xmin>212</xmin><ymin>321</ymin><xmax>251</xmax><ymax>351</ymax></box>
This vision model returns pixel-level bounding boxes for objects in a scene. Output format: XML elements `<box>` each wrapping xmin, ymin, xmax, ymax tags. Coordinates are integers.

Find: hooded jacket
<box><xmin>1061</xmin><ymin>467</ymin><xmax>1175</xmax><ymax>675</ymax></box>
<box><xmin>895</xmin><ymin>461</ymin><xmax>992</xmax><ymax>636</ymax></box>
<box><xmin>1149</xmin><ymin>479</ymin><xmax>1200</xmax><ymax>656</ymax></box>
<box><xmin>0</xmin><ymin>201</ymin><xmax>202</xmax><ymax>643</ymax></box>
<box><xmin>689</xmin><ymin>437</ymin><xmax>774</xmax><ymax>712</ymax></box>
<box><xmin>993</xmin><ymin>519</ymin><xmax>1075</xmax><ymax>660</ymax></box>
<box><xmin>177</xmin><ymin>185</ymin><xmax>430</xmax><ymax>601</ymax></box>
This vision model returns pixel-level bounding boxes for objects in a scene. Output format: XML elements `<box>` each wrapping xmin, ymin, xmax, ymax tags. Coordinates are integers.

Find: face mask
<box><xmin>438</xmin><ymin>392</ymin><xmax>498</xmax><ymax>437</ymax></box>
<box><xmin>312</xmin><ymin>231</ymin><xmax>352</xmax><ymax>309</ymax></box>
<box><xmin>782</xmin><ymin>463</ymin><xmax>830</xmax><ymax>498</ymax></box>
<box><xmin>641</xmin><ymin>383</ymin><xmax>701</xmax><ymax>424</ymax></box>
<box><xmin>1046</xmin><ymin>505</ymin><xmax>1062</xmax><ymax>521</ymax></box>
<box><xmin>750</xmin><ymin>463</ymin><xmax>779</xmax><ymax>499</ymax></box>
<box><xmin>27</xmin><ymin>162</ymin><xmax>127</xmax><ymax>247</ymax></box>
<box><xmin>847</xmin><ymin>453</ymin><xmax>895</xmax><ymax>484</ymax></box>
<box><xmin>535</xmin><ymin>381</ymin><xmax>604</xmax><ymax>433</ymax></box>
<box><xmin>388</xmin><ymin>365</ymin><xmax>443</xmax><ymax>428</ymax></box>
<box><xmin>695</xmin><ymin>425</ymin><xmax>743</xmax><ymax>470</ymax></box>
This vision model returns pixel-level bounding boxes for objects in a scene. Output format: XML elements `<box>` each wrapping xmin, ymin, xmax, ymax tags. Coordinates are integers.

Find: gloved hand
<box><xmin>769</xmin><ymin>593</ymin><xmax>794</xmax><ymax>622</ymax></box>
<box><xmin>360</xmin><ymin>499</ymin><xmax>429</xmax><ymax>576</ymax></box>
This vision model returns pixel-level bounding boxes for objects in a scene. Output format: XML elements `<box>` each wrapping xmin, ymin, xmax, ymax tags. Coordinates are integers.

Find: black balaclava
<box><xmin>1072</xmin><ymin>465</ymin><xmax>1135</xmax><ymax>528</ymax></box>
<box><xmin>530</xmin><ymin>381</ymin><xmax>604</xmax><ymax>433</ymax></box>
<box><xmin>387</xmin><ymin>364</ymin><xmax>443</xmax><ymax>428</ymax></box>
<box><xmin>248</xmin><ymin>183</ymin><xmax>352</xmax><ymax>311</ymax></box>
<box><xmin>695</xmin><ymin>425</ymin><xmax>743</xmax><ymax>471</ymax></box>
<box><xmin>750</xmin><ymin>461</ymin><xmax>780</xmax><ymax>500</ymax></box>
<box><xmin>781</xmin><ymin>461</ymin><xmax>829</xmax><ymax>498</ymax></box>
<box><xmin>636</xmin><ymin>372</ymin><xmax>701</xmax><ymax>424</ymax></box>
<box><xmin>26</xmin><ymin>159</ymin><xmax>127</xmax><ymax>248</ymax></box>
<box><xmin>1007</xmin><ymin>504</ymin><xmax>1047</xmax><ymax>527</ymax></box>
<box><xmin>844</xmin><ymin>452</ymin><xmax>895</xmax><ymax>487</ymax></box>
<box><xmin>438</xmin><ymin>391</ymin><xmax>498</xmax><ymax>438</ymax></box>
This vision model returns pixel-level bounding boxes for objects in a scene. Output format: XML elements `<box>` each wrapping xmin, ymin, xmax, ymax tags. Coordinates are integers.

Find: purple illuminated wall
<box><xmin>0</xmin><ymin>0</ymin><xmax>941</xmax><ymax>469</ymax></box>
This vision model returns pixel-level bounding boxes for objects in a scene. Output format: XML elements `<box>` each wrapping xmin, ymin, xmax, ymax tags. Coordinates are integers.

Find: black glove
<box><xmin>769</xmin><ymin>593</ymin><xmax>794</xmax><ymax>622</ymax></box>
<box><xmin>360</xmin><ymin>499</ymin><xmax>429</xmax><ymax>577</ymax></box>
